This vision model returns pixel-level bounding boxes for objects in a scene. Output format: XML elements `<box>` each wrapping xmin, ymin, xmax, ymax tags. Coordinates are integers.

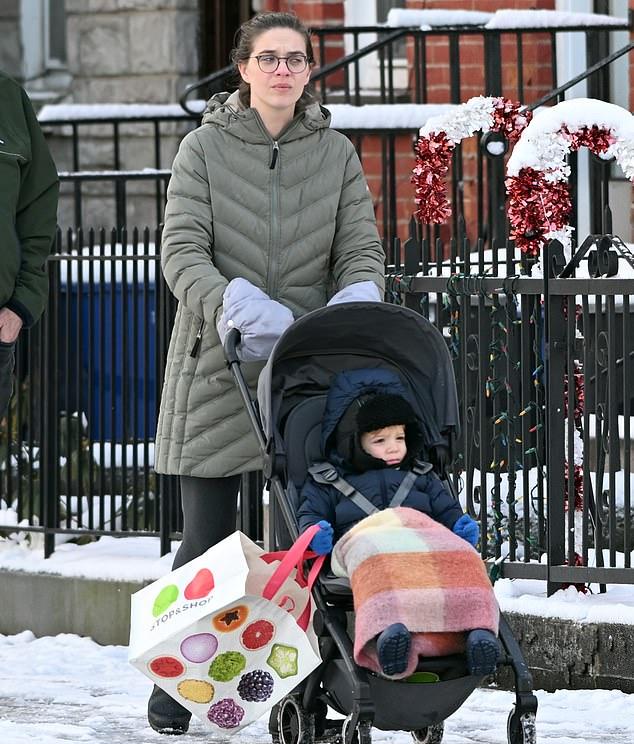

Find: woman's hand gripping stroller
<box><xmin>310</xmin><ymin>520</ymin><xmax>334</xmax><ymax>555</ymax></box>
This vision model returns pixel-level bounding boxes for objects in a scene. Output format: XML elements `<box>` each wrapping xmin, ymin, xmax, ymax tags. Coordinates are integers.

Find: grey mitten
<box><xmin>216</xmin><ymin>278</ymin><xmax>294</xmax><ymax>362</ymax></box>
<box><xmin>327</xmin><ymin>280</ymin><xmax>382</xmax><ymax>306</ymax></box>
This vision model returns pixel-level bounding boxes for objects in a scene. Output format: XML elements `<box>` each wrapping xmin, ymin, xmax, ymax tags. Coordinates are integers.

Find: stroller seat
<box><xmin>282</xmin><ymin>395</ymin><xmax>353</xmax><ymax>598</ymax></box>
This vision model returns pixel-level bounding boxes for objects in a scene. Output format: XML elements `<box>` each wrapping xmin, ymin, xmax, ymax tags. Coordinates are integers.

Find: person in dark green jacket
<box><xmin>149</xmin><ymin>10</ymin><xmax>385</xmax><ymax>736</ymax></box>
<box><xmin>0</xmin><ymin>71</ymin><xmax>59</xmax><ymax>416</ymax></box>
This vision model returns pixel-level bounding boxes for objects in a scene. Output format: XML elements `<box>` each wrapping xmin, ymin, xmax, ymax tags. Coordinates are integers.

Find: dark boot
<box><xmin>466</xmin><ymin>629</ymin><xmax>500</xmax><ymax>676</ymax></box>
<box><xmin>147</xmin><ymin>685</ymin><xmax>191</xmax><ymax>735</ymax></box>
<box><xmin>376</xmin><ymin>622</ymin><xmax>411</xmax><ymax>676</ymax></box>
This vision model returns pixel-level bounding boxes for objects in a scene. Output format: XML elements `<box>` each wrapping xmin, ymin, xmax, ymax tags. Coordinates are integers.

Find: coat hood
<box><xmin>321</xmin><ymin>368</ymin><xmax>426</xmax><ymax>471</ymax></box>
<box><xmin>200</xmin><ymin>90</ymin><xmax>331</xmax><ymax>144</ymax></box>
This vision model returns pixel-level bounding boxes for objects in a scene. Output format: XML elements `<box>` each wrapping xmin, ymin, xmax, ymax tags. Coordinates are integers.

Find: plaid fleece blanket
<box><xmin>331</xmin><ymin>507</ymin><xmax>499</xmax><ymax>678</ymax></box>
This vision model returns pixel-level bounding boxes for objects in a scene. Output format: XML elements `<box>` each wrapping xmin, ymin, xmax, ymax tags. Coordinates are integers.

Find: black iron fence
<box><xmin>53</xmin><ymin>127</ymin><xmax>420</xmax><ymax>254</ymax></box>
<box><xmin>0</xmin><ymin>226</ymin><xmax>262</xmax><ymax>557</ymax></box>
<box><xmin>4</xmin><ymin>18</ymin><xmax>631</xmax><ymax>587</ymax></box>
<box><xmin>0</xmin><ymin>223</ymin><xmax>632</xmax><ymax>593</ymax></box>
<box><xmin>389</xmin><ymin>224</ymin><xmax>634</xmax><ymax>591</ymax></box>
<box><xmin>180</xmin><ymin>21</ymin><xmax>630</xmax><ymax>110</ymax></box>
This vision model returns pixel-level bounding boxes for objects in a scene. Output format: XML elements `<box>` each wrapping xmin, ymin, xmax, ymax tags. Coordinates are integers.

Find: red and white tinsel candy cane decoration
<box><xmin>412</xmin><ymin>96</ymin><xmax>531</xmax><ymax>225</ymax></box>
<box><xmin>506</xmin><ymin>98</ymin><xmax>634</xmax><ymax>261</ymax></box>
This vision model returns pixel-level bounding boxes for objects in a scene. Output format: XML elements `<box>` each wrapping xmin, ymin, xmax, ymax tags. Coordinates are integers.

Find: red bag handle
<box><xmin>261</xmin><ymin>524</ymin><xmax>326</xmax><ymax>631</ymax></box>
<box><xmin>261</xmin><ymin>524</ymin><xmax>320</xmax><ymax>599</ymax></box>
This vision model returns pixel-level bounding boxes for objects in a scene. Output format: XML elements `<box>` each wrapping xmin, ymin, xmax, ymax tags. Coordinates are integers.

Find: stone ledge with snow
<box><xmin>0</xmin><ymin>535</ymin><xmax>633</xmax><ymax>691</ymax></box>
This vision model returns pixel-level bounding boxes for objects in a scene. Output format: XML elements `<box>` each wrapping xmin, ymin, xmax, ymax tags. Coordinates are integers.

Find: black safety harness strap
<box><xmin>308</xmin><ymin>463</ymin><xmax>379</xmax><ymax>516</ymax></box>
<box><xmin>388</xmin><ymin>470</ymin><xmax>418</xmax><ymax>508</ymax></box>
<box><xmin>308</xmin><ymin>459</ymin><xmax>434</xmax><ymax>516</ymax></box>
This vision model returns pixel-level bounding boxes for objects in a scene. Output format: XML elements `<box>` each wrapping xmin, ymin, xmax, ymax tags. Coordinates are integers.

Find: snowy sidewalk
<box><xmin>0</xmin><ymin>631</ymin><xmax>633</xmax><ymax>744</ymax></box>
<box><xmin>0</xmin><ymin>538</ymin><xmax>633</xmax><ymax>743</ymax></box>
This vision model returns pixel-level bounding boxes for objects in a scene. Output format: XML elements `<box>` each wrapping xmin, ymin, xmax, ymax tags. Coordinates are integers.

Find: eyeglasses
<box><xmin>250</xmin><ymin>54</ymin><xmax>309</xmax><ymax>73</ymax></box>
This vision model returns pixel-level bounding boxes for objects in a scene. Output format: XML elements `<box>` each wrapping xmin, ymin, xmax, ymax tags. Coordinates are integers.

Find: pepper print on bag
<box><xmin>212</xmin><ymin>605</ymin><xmax>249</xmax><ymax>632</ymax></box>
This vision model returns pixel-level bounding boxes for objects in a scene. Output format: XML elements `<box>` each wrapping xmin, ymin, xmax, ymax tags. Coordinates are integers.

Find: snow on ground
<box><xmin>0</xmin><ymin>630</ymin><xmax>632</xmax><ymax>744</ymax></box>
<box><xmin>0</xmin><ymin>539</ymin><xmax>633</xmax><ymax>741</ymax></box>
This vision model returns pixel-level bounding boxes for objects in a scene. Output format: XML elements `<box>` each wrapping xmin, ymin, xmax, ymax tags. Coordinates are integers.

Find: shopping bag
<box><xmin>128</xmin><ymin>525</ymin><xmax>324</xmax><ymax>734</ymax></box>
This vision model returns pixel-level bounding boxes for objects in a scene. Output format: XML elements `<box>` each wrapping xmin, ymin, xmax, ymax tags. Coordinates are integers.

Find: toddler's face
<box><xmin>360</xmin><ymin>424</ymin><xmax>407</xmax><ymax>466</ymax></box>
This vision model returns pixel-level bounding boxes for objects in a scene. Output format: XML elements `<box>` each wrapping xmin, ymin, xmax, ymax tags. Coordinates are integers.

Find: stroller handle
<box><xmin>223</xmin><ymin>326</ymin><xmax>241</xmax><ymax>365</ymax></box>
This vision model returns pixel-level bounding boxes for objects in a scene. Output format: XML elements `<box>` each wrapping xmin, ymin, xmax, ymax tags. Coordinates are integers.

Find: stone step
<box><xmin>0</xmin><ymin>568</ymin><xmax>632</xmax><ymax>693</ymax></box>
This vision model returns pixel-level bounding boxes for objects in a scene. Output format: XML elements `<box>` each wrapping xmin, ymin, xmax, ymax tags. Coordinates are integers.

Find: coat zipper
<box><xmin>249</xmin><ymin>109</ymin><xmax>303</xmax><ymax>299</ymax></box>
<box><xmin>267</xmin><ymin>142</ymin><xmax>281</xmax><ymax>299</ymax></box>
<box><xmin>269</xmin><ymin>140</ymin><xmax>279</xmax><ymax>169</ymax></box>
<box><xmin>0</xmin><ymin>150</ymin><xmax>27</xmax><ymax>162</ymax></box>
<box><xmin>190</xmin><ymin>318</ymin><xmax>204</xmax><ymax>357</ymax></box>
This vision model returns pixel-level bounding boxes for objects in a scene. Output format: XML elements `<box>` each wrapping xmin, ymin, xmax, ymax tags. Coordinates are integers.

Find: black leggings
<box><xmin>172</xmin><ymin>473</ymin><xmax>242</xmax><ymax>570</ymax></box>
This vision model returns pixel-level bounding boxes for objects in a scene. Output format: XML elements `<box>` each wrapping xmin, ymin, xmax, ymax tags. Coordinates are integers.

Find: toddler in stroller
<box><xmin>297</xmin><ymin>367</ymin><xmax>500</xmax><ymax>680</ymax></box>
<box><xmin>225</xmin><ymin>301</ymin><xmax>538</xmax><ymax>744</ymax></box>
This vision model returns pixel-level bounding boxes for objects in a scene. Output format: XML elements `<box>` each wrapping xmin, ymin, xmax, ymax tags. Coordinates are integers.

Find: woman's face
<box><xmin>238</xmin><ymin>27</ymin><xmax>312</xmax><ymax>120</ymax></box>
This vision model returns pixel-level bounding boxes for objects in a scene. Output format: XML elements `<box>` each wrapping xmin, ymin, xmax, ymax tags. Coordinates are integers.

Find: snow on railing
<box><xmin>40</xmin><ymin>101</ymin><xmax>454</xmax><ymax>131</ymax></box>
<box><xmin>387</xmin><ymin>8</ymin><xmax>628</xmax><ymax>30</ymax></box>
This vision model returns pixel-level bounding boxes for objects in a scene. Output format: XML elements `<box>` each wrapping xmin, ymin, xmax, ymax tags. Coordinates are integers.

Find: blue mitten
<box><xmin>309</xmin><ymin>520</ymin><xmax>334</xmax><ymax>555</ymax></box>
<box><xmin>216</xmin><ymin>278</ymin><xmax>294</xmax><ymax>361</ymax></box>
<box><xmin>452</xmin><ymin>514</ymin><xmax>479</xmax><ymax>547</ymax></box>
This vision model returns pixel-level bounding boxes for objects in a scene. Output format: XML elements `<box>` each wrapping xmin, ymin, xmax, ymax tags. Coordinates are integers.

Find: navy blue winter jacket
<box><xmin>297</xmin><ymin>368</ymin><xmax>464</xmax><ymax>542</ymax></box>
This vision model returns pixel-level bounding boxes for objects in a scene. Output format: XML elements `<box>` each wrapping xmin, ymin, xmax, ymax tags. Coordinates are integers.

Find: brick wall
<box><xmin>405</xmin><ymin>0</ymin><xmax>556</xmax><ymax>104</ymax></box>
<box><xmin>399</xmin><ymin>1</ymin><xmax>559</xmax><ymax>242</ymax></box>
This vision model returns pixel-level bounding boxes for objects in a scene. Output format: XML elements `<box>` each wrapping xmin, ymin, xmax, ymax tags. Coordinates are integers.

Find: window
<box><xmin>376</xmin><ymin>0</ymin><xmax>406</xmax><ymax>57</ymax></box>
<box><xmin>343</xmin><ymin>0</ymin><xmax>408</xmax><ymax>91</ymax></box>
<box><xmin>46</xmin><ymin>0</ymin><xmax>67</xmax><ymax>67</ymax></box>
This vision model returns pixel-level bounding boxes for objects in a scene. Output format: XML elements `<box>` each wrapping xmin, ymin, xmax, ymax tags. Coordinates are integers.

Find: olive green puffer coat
<box><xmin>154</xmin><ymin>91</ymin><xmax>385</xmax><ymax>478</ymax></box>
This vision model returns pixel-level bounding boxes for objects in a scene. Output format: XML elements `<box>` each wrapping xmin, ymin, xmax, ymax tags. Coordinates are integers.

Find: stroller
<box><xmin>224</xmin><ymin>302</ymin><xmax>538</xmax><ymax>744</ymax></box>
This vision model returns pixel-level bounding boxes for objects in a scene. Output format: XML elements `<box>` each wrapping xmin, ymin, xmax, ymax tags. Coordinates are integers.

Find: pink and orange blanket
<box><xmin>331</xmin><ymin>506</ymin><xmax>499</xmax><ymax>678</ymax></box>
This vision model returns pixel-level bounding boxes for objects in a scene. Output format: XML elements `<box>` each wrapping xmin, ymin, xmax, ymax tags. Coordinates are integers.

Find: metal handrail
<box><xmin>179</xmin><ymin>62</ymin><xmax>235</xmax><ymax>115</ymax></box>
<box><xmin>528</xmin><ymin>40</ymin><xmax>634</xmax><ymax>111</ymax></box>
<box><xmin>177</xmin><ymin>21</ymin><xmax>631</xmax><ymax>114</ymax></box>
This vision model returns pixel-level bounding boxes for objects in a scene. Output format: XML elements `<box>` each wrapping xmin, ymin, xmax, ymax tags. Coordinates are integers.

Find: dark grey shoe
<box><xmin>148</xmin><ymin>685</ymin><xmax>191</xmax><ymax>735</ymax></box>
<box><xmin>466</xmin><ymin>629</ymin><xmax>500</xmax><ymax>677</ymax></box>
<box><xmin>377</xmin><ymin>622</ymin><xmax>411</xmax><ymax>676</ymax></box>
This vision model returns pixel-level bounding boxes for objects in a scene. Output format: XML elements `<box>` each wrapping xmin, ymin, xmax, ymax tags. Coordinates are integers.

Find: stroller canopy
<box><xmin>257</xmin><ymin>302</ymin><xmax>460</xmax><ymax>455</ymax></box>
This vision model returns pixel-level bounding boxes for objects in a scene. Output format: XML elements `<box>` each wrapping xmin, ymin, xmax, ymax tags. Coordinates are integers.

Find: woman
<box><xmin>149</xmin><ymin>11</ymin><xmax>385</xmax><ymax>734</ymax></box>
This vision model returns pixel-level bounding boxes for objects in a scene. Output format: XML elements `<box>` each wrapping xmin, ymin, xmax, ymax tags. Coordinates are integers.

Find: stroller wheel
<box><xmin>269</xmin><ymin>703</ymin><xmax>281</xmax><ymax>743</ymax></box>
<box><xmin>341</xmin><ymin>715</ymin><xmax>372</xmax><ymax>744</ymax></box>
<box><xmin>507</xmin><ymin>709</ymin><xmax>536</xmax><ymax>744</ymax></box>
<box><xmin>277</xmin><ymin>695</ymin><xmax>315</xmax><ymax>744</ymax></box>
<box><xmin>411</xmin><ymin>722</ymin><xmax>444</xmax><ymax>744</ymax></box>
